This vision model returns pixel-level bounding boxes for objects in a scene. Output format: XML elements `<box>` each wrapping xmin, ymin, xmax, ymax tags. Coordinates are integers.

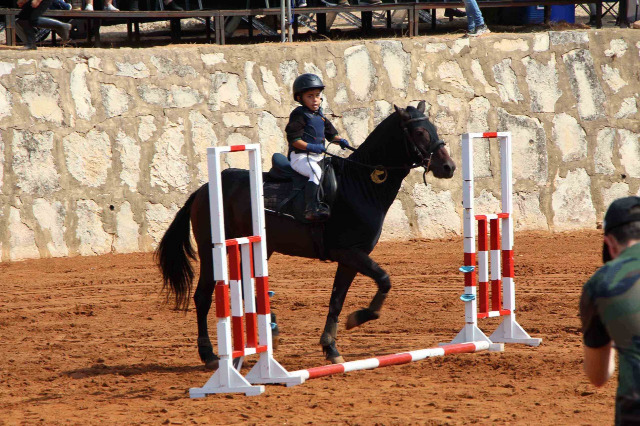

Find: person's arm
<box><xmin>583</xmin><ymin>343</ymin><xmax>615</xmax><ymax>387</ymax></box>
<box><xmin>580</xmin><ymin>279</ymin><xmax>614</xmax><ymax>387</ymax></box>
<box><xmin>31</xmin><ymin>0</ymin><xmax>42</xmax><ymax>7</ymax></box>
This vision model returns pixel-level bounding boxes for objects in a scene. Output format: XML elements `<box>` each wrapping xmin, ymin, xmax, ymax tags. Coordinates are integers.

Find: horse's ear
<box><xmin>394</xmin><ymin>104</ymin><xmax>410</xmax><ymax>120</ymax></box>
<box><xmin>417</xmin><ymin>100</ymin><xmax>426</xmax><ymax>114</ymax></box>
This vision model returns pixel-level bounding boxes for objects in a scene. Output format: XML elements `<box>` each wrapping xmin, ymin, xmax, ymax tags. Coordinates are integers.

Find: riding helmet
<box><xmin>292</xmin><ymin>73</ymin><xmax>325</xmax><ymax>101</ymax></box>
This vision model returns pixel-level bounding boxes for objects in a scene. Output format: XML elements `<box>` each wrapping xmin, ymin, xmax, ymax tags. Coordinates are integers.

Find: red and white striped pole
<box><xmin>293</xmin><ymin>342</ymin><xmax>492</xmax><ymax>381</ymax></box>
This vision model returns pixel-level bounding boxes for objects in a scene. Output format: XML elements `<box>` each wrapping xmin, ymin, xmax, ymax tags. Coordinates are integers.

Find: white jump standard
<box><xmin>449</xmin><ymin>132</ymin><xmax>541</xmax><ymax>347</ymax></box>
<box><xmin>189</xmin><ymin>144</ymin><xmax>304</xmax><ymax>398</ymax></box>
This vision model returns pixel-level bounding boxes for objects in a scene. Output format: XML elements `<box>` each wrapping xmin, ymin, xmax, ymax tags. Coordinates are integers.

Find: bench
<box><xmin>1</xmin><ymin>0</ymin><xmax>605</xmax><ymax>47</ymax></box>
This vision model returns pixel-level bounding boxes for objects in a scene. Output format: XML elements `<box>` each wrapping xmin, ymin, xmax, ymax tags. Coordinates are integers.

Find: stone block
<box><xmin>75</xmin><ymin>199</ymin><xmax>111</xmax><ymax>256</ymax></box>
<box><xmin>552</xmin><ymin>168</ymin><xmax>596</xmax><ymax>230</ymax></box>
<box><xmin>145</xmin><ymin>202</ymin><xmax>178</xmax><ymax>247</ymax></box>
<box><xmin>602</xmin><ymin>182</ymin><xmax>630</xmax><ymax>211</ymax></box>
<box><xmin>190</xmin><ymin>111</ymin><xmax>218</xmax><ymax>185</ymax></box>
<box><xmin>618</xmin><ymin>129</ymin><xmax>640</xmax><ymax>178</ymax></box>
<box><xmin>522</xmin><ymin>55</ymin><xmax>561</xmax><ymax>113</ymax></box>
<box><xmin>19</xmin><ymin>73</ymin><xmax>63</xmax><ymax>124</ymax></box>
<box><xmin>12</xmin><ymin>130</ymin><xmax>60</xmax><ymax>195</ymax></box>
<box><xmin>514</xmin><ymin>192</ymin><xmax>548</xmax><ymax>231</ymax></box>
<box><xmin>492</xmin><ymin>59</ymin><xmax>523</xmax><ymax>103</ymax></box>
<box><xmin>116</xmin><ymin>61</ymin><xmax>150</xmax><ymax>78</ymax></box>
<box><xmin>70</xmin><ymin>63</ymin><xmax>95</xmax><ymax>120</ymax></box>
<box><xmin>552</xmin><ymin>113</ymin><xmax>587</xmax><ymax>162</ymax></box>
<box><xmin>150</xmin><ymin>120</ymin><xmax>189</xmax><ymax>193</ymax></box>
<box><xmin>594</xmin><ymin>127</ymin><xmax>616</xmax><ymax>175</ymax></box>
<box><xmin>376</xmin><ymin>40</ymin><xmax>410</xmax><ymax>96</ymax></box>
<box><xmin>116</xmin><ymin>131</ymin><xmax>141</xmax><ymax>190</ymax></box>
<box><xmin>341</xmin><ymin>108</ymin><xmax>370</xmax><ymax>146</ymax></box>
<box><xmin>562</xmin><ymin>49</ymin><xmax>605</xmax><ymax>121</ymax></box>
<box><xmin>345</xmin><ymin>45</ymin><xmax>377</xmax><ymax>102</ymax></box>
<box><xmin>33</xmin><ymin>198</ymin><xmax>68</xmax><ymax>257</ymax></box>
<box><xmin>114</xmin><ymin>201</ymin><xmax>140</xmax><ymax>253</ymax></box>
<box><xmin>380</xmin><ymin>199</ymin><xmax>412</xmax><ymax>241</ymax></box>
<box><xmin>497</xmin><ymin>109</ymin><xmax>548</xmax><ymax>185</ymax></box>
<box><xmin>101</xmin><ymin>83</ymin><xmax>129</xmax><ymax>118</ymax></box>
<box><xmin>260</xmin><ymin>66</ymin><xmax>282</xmax><ymax>104</ymax></box>
<box><xmin>63</xmin><ymin>130</ymin><xmax>112</xmax><ymax>188</ymax></box>
<box><xmin>246</xmin><ymin>61</ymin><xmax>266</xmax><ymax>108</ymax></box>
<box><xmin>9</xmin><ymin>207</ymin><xmax>39</xmax><ymax>261</ymax></box>
<box><xmin>209</xmin><ymin>72</ymin><xmax>241</xmax><ymax>111</ymax></box>
<box><xmin>413</xmin><ymin>183</ymin><xmax>460</xmax><ymax>238</ymax></box>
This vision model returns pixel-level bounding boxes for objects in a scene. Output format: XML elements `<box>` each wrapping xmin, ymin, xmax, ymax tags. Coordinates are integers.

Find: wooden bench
<box><xmin>1</xmin><ymin>0</ymin><xmax>604</xmax><ymax>47</ymax></box>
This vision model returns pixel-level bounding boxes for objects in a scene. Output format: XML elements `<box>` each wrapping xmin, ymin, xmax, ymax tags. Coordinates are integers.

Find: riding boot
<box><xmin>17</xmin><ymin>19</ymin><xmax>37</xmax><ymax>50</ymax></box>
<box><xmin>304</xmin><ymin>181</ymin><xmax>330</xmax><ymax>222</ymax></box>
<box><xmin>36</xmin><ymin>17</ymin><xmax>72</xmax><ymax>43</ymax></box>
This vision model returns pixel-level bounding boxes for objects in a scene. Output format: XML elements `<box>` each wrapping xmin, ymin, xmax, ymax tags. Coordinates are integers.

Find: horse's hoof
<box><xmin>346</xmin><ymin>309</ymin><xmax>380</xmax><ymax>330</ymax></box>
<box><xmin>328</xmin><ymin>355</ymin><xmax>345</xmax><ymax>364</ymax></box>
<box><xmin>204</xmin><ymin>358</ymin><xmax>219</xmax><ymax>370</ymax></box>
<box><xmin>323</xmin><ymin>342</ymin><xmax>344</xmax><ymax>364</ymax></box>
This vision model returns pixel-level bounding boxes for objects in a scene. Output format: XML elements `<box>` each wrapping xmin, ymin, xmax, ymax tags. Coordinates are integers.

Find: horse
<box><xmin>156</xmin><ymin>101</ymin><xmax>456</xmax><ymax>369</ymax></box>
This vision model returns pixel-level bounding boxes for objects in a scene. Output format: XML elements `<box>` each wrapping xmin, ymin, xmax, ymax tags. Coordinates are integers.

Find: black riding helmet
<box><xmin>293</xmin><ymin>73</ymin><xmax>325</xmax><ymax>102</ymax></box>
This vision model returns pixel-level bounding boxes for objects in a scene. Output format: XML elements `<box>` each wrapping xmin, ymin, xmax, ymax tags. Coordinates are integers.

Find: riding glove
<box><xmin>336</xmin><ymin>138</ymin><xmax>350</xmax><ymax>149</ymax></box>
<box><xmin>306</xmin><ymin>143</ymin><xmax>326</xmax><ymax>154</ymax></box>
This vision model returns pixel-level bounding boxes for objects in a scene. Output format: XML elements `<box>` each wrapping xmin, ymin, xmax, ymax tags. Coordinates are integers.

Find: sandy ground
<box><xmin>0</xmin><ymin>229</ymin><xmax>617</xmax><ymax>425</ymax></box>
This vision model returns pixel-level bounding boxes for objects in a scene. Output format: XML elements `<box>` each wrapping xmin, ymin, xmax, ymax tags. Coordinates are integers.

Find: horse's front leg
<box><xmin>320</xmin><ymin>262</ymin><xmax>358</xmax><ymax>364</ymax></box>
<box><xmin>329</xmin><ymin>248</ymin><xmax>391</xmax><ymax>330</ymax></box>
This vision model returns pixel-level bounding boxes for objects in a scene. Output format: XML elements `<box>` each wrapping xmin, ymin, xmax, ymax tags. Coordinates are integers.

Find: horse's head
<box><xmin>394</xmin><ymin>101</ymin><xmax>456</xmax><ymax>179</ymax></box>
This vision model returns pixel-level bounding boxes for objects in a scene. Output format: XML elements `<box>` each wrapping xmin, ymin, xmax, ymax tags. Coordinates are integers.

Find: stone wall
<box><xmin>1</xmin><ymin>30</ymin><xmax>639</xmax><ymax>261</ymax></box>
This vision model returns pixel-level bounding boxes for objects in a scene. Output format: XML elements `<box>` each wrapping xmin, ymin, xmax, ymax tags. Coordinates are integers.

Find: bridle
<box><xmin>400</xmin><ymin>115</ymin><xmax>446</xmax><ymax>171</ymax></box>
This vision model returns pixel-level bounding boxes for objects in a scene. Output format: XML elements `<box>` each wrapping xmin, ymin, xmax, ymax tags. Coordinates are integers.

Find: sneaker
<box><xmin>297</xmin><ymin>0</ymin><xmax>307</xmax><ymax>6</ymax></box>
<box><xmin>164</xmin><ymin>1</ymin><xmax>183</xmax><ymax>10</ymax></box>
<box><xmin>337</xmin><ymin>0</ymin><xmax>349</xmax><ymax>5</ymax></box>
<box><xmin>20</xmin><ymin>44</ymin><xmax>37</xmax><ymax>50</ymax></box>
<box><xmin>84</xmin><ymin>3</ymin><xmax>93</xmax><ymax>10</ymax></box>
<box><xmin>104</xmin><ymin>3</ymin><xmax>119</xmax><ymax>10</ymax></box>
<box><xmin>470</xmin><ymin>24</ymin><xmax>490</xmax><ymax>37</ymax></box>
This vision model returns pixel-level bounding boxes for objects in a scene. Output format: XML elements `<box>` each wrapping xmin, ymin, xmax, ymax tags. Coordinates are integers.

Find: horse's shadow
<box><xmin>64</xmin><ymin>363</ymin><xmax>205</xmax><ymax>379</ymax></box>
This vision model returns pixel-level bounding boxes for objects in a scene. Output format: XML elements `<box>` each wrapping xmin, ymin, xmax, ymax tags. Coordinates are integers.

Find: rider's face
<box><xmin>300</xmin><ymin>89</ymin><xmax>323</xmax><ymax>111</ymax></box>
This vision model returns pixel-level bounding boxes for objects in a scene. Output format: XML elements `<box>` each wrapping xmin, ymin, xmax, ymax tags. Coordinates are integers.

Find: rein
<box><xmin>324</xmin><ymin>114</ymin><xmax>443</xmax><ymax>185</ymax></box>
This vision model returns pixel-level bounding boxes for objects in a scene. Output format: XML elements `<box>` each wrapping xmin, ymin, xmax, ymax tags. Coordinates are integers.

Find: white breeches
<box><xmin>290</xmin><ymin>152</ymin><xmax>323</xmax><ymax>185</ymax></box>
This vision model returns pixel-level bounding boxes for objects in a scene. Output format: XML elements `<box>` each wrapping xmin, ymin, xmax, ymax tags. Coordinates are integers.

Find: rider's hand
<box><xmin>31</xmin><ymin>0</ymin><xmax>42</xmax><ymax>7</ymax></box>
<box><xmin>306</xmin><ymin>143</ymin><xmax>326</xmax><ymax>154</ymax></box>
<box><xmin>335</xmin><ymin>138</ymin><xmax>350</xmax><ymax>149</ymax></box>
<box><xmin>17</xmin><ymin>0</ymin><xmax>28</xmax><ymax>7</ymax></box>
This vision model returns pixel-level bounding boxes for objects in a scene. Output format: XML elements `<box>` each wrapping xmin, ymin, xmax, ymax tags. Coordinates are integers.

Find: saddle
<box><xmin>264</xmin><ymin>153</ymin><xmax>338</xmax><ymax>224</ymax></box>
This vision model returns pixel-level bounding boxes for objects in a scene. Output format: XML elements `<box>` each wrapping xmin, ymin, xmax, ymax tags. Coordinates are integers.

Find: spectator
<box><xmin>337</xmin><ymin>0</ymin><xmax>383</xmax><ymax>5</ymax></box>
<box><xmin>16</xmin><ymin>0</ymin><xmax>71</xmax><ymax>50</ymax></box>
<box><xmin>84</xmin><ymin>0</ymin><xmax>118</xmax><ymax>10</ymax></box>
<box><xmin>461</xmin><ymin>0</ymin><xmax>489</xmax><ymax>37</ymax></box>
<box><xmin>580</xmin><ymin>196</ymin><xmax>640</xmax><ymax>424</ymax></box>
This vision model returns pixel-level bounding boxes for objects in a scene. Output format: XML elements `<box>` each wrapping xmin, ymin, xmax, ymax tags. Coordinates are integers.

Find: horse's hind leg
<box><xmin>192</xmin><ymin>188</ymin><xmax>219</xmax><ymax>370</ymax></box>
<box><xmin>328</xmin><ymin>248</ymin><xmax>391</xmax><ymax>330</ymax></box>
<box><xmin>320</xmin><ymin>262</ymin><xmax>358</xmax><ymax>363</ymax></box>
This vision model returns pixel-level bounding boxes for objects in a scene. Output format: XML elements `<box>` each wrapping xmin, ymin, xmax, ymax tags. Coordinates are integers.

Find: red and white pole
<box><xmin>293</xmin><ymin>342</ymin><xmax>492</xmax><ymax>381</ymax></box>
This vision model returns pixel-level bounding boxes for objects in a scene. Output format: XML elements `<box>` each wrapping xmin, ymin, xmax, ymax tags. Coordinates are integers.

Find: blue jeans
<box><xmin>462</xmin><ymin>0</ymin><xmax>485</xmax><ymax>31</ymax></box>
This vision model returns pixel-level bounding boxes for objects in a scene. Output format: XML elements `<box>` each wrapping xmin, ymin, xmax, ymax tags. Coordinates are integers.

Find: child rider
<box><xmin>285</xmin><ymin>73</ymin><xmax>350</xmax><ymax>222</ymax></box>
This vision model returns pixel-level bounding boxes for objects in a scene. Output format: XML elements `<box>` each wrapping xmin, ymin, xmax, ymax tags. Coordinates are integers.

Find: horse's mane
<box><xmin>348</xmin><ymin>105</ymin><xmax>424</xmax><ymax>167</ymax></box>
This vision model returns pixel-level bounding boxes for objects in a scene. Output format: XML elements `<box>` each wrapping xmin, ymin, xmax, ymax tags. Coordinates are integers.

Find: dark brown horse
<box><xmin>156</xmin><ymin>101</ymin><xmax>456</xmax><ymax>368</ymax></box>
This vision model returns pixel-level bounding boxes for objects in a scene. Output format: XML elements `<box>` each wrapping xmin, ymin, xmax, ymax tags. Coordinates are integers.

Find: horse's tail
<box><xmin>155</xmin><ymin>189</ymin><xmax>198</xmax><ymax>311</ymax></box>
